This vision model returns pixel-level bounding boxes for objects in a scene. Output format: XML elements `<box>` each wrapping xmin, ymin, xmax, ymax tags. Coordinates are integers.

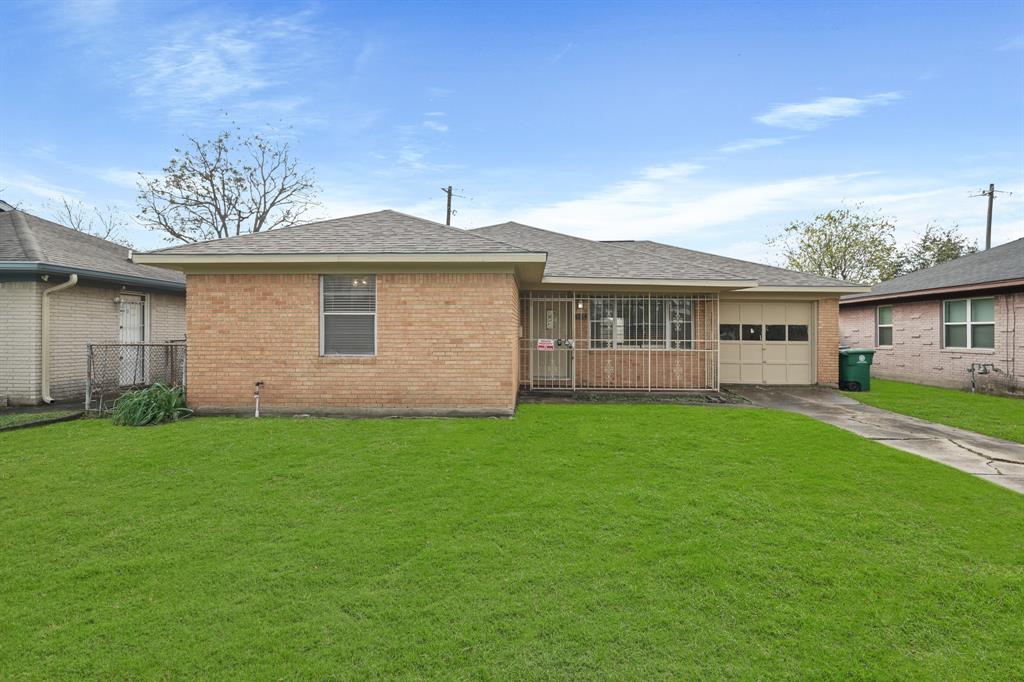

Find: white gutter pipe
<box><xmin>41</xmin><ymin>273</ymin><xmax>78</xmax><ymax>404</ymax></box>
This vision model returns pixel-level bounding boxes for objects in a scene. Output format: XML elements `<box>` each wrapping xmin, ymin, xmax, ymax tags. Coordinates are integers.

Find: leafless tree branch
<box><xmin>136</xmin><ymin>127</ymin><xmax>319</xmax><ymax>244</ymax></box>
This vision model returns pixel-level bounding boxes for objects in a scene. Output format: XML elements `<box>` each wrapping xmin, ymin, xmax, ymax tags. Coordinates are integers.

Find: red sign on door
<box><xmin>536</xmin><ymin>338</ymin><xmax>555</xmax><ymax>351</ymax></box>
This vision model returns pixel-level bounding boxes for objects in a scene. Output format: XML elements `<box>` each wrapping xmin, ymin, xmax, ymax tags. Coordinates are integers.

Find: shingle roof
<box><xmin>0</xmin><ymin>210</ymin><xmax>185</xmax><ymax>288</ymax></box>
<box><xmin>843</xmin><ymin>237</ymin><xmax>1024</xmax><ymax>301</ymax></box>
<box><xmin>469</xmin><ymin>222</ymin><xmax>748</xmax><ymax>282</ymax></box>
<box><xmin>605</xmin><ymin>240</ymin><xmax>858</xmax><ymax>288</ymax></box>
<box><xmin>145</xmin><ymin>210</ymin><xmax>538</xmax><ymax>256</ymax></box>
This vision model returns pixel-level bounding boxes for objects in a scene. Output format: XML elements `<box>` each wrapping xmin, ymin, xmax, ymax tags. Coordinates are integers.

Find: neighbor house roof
<box><xmin>0</xmin><ymin>209</ymin><xmax>185</xmax><ymax>291</ymax></box>
<box><xmin>604</xmin><ymin>239</ymin><xmax>858</xmax><ymax>289</ymax></box>
<box><xmin>469</xmin><ymin>222</ymin><xmax>755</xmax><ymax>286</ymax></box>
<box><xmin>841</xmin><ymin>238</ymin><xmax>1024</xmax><ymax>304</ymax></box>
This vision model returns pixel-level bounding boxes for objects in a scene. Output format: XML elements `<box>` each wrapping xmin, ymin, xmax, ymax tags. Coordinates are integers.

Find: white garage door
<box><xmin>720</xmin><ymin>302</ymin><xmax>814</xmax><ymax>385</ymax></box>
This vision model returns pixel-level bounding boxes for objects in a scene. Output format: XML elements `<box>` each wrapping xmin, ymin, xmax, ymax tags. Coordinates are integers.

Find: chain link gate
<box><xmin>85</xmin><ymin>342</ymin><xmax>186</xmax><ymax>413</ymax></box>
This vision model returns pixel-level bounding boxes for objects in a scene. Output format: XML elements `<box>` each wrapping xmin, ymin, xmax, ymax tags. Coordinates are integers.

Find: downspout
<box><xmin>41</xmin><ymin>274</ymin><xmax>78</xmax><ymax>403</ymax></box>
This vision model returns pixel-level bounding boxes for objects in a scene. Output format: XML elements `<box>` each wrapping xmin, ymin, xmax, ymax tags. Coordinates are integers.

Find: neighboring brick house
<box><xmin>135</xmin><ymin>210</ymin><xmax>865</xmax><ymax>416</ymax></box>
<box><xmin>840</xmin><ymin>238</ymin><xmax>1024</xmax><ymax>395</ymax></box>
<box><xmin>0</xmin><ymin>207</ymin><xmax>185</xmax><ymax>406</ymax></box>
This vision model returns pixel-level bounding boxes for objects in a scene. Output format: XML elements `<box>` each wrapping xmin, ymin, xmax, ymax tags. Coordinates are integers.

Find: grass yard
<box><xmin>0</xmin><ymin>409</ymin><xmax>78</xmax><ymax>430</ymax></box>
<box><xmin>1</xmin><ymin>405</ymin><xmax>1022</xmax><ymax>679</ymax></box>
<box><xmin>844</xmin><ymin>378</ymin><xmax>1024</xmax><ymax>443</ymax></box>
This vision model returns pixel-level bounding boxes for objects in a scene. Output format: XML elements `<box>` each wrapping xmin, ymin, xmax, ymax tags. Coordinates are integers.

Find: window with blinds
<box><xmin>321</xmin><ymin>275</ymin><xmax>376</xmax><ymax>355</ymax></box>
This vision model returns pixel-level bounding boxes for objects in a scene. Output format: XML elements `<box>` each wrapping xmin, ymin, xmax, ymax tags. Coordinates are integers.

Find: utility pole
<box><xmin>971</xmin><ymin>183</ymin><xmax>1012</xmax><ymax>250</ymax></box>
<box><xmin>439</xmin><ymin>185</ymin><xmax>467</xmax><ymax>226</ymax></box>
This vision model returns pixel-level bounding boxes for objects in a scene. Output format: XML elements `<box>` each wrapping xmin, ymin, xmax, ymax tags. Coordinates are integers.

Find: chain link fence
<box><xmin>85</xmin><ymin>342</ymin><xmax>186</xmax><ymax>413</ymax></box>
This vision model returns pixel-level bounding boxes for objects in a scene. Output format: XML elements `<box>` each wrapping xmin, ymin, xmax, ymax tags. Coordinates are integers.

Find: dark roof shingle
<box><xmin>146</xmin><ymin>210</ymin><xmax>537</xmax><ymax>256</ymax></box>
<box><xmin>607</xmin><ymin>240</ymin><xmax>858</xmax><ymax>288</ymax></box>
<box><xmin>843</xmin><ymin>238</ymin><xmax>1024</xmax><ymax>301</ymax></box>
<box><xmin>0</xmin><ymin>210</ymin><xmax>185</xmax><ymax>287</ymax></box>
<box><xmin>469</xmin><ymin>223</ymin><xmax>748</xmax><ymax>282</ymax></box>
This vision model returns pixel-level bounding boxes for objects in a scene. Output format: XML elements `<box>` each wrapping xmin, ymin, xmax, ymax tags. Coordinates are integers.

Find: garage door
<box><xmin>720</xmin><ymin>302</ymin><xmax>814</xmax><ymax>384</ymax></box>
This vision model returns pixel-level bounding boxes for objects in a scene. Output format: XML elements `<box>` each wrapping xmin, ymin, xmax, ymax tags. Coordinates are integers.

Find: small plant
<box><xmin>111</xmin><ymin>383</ymin><xmax>192</xmax><ymax>426</ymax></box>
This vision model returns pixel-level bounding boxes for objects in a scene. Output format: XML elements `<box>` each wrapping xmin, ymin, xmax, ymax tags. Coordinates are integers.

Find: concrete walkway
<box><xmin>729</xmin><ymin>385</ymin><xmax>1024</xmax><ymax>494</ymax></box>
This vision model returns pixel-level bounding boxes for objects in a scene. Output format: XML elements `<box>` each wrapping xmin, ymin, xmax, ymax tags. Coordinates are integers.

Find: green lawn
<box><xmin>0</xmin><ymin>409</ymin><xmax>78</xmax><ymax>430</ymax></box>
<box><xmin>1</xmin><ymin>406</ymin><xmax>1021</xmax><ymax>679</ymax></box>
<box><xmin>844</xmin><ymin>378</ymin><xmax>1024</xmax><ymax>443</ymax></box>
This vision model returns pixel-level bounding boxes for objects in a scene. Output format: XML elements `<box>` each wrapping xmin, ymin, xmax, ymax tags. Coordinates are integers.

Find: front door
<box><xmin>118</xmin><ymin>294</ymin><xmax>146</xmax><ymax>385</ymax></box>
<box><xmin>530</xmin><ymin>299</ymin><xmax>573</xmax><ymax>387</ymax></box>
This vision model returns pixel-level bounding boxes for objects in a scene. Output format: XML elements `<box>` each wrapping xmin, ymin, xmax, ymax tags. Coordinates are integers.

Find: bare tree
<box><xmin>137</xmin><ymin>128</ymin><xmax>319</xmax><ymax>243</ymax></box>
<box><xmin>50</xmin><ymin>197</ymin><xmax>134</xmax><ymax>248</ymax></box>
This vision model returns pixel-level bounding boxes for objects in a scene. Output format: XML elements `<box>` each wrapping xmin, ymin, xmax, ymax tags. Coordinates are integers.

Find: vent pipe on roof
<box><xmin>41</xmin><ymin>273</ymin><xmax>79</xmax><ymax>404</ymax></box>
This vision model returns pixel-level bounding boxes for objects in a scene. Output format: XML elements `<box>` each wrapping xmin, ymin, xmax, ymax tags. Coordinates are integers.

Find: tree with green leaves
<box><xmin>896</xmin><ymin>223</ymin><xmax>977</xmax><ymax>275</ymax></box>
<box><xmin>767</xmin><ymin>205</ymin><xmax>900</xmax><ymax>284</ymax></box>
<box><xmin>137</xmin><ymin>128</ymin><xmax>319</xmax><ymax>244</ymax></box>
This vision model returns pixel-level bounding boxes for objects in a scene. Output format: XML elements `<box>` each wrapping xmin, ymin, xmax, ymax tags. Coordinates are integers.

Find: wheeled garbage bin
<box><xmin>838</xmin><ymin>348</ymin><xmax>876</xmax><ymax>391</ymax></box>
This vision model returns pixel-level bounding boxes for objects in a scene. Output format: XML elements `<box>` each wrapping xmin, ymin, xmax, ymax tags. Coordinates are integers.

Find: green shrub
<box><xmin>111</xmin><ymin>383</ymin><xmax>192</xmax><ymax>426</ymax></box>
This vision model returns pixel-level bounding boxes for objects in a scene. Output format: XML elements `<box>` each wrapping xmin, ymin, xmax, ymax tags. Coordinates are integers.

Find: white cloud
<box><xmin>641</xmin><ymin>163</ymin><xmax>702</xmax><ymax>180</ymax></box>
<box><xmin>422</xmin><ymin>120</ymin><xmax>449</xmax><ymax>133</ymax></box>
<box><xmin>502</xmin><ymin>163</ymin><xmax>876</xmax><ymax>241</ymax></box>
<box><xmin>755</xmin><ymin>92</ymin><xmax>904</xmax><ymax>130</ymax></box>
<box><xmin>550</xmin><ymin>42</ymin><xmax>576</xmax><ymax>64</ymax></box>
<box><xmin>95</xmin><ymin>167</ymin><xmax>145</xmax><ymax>188</ymax></box>
<box><xmin>718</xmin><ymin>137</ymin><xmax>790</xmax><ymax>154</ymax></box>
<box><xmin>996</xmin><ymin>35</ymin><xmax>1024</xmax><ymax>51</ymax></box>
<box><xmin>0</xmin><ymin>173</ymin><xmax>86</xmax><ymax>203</ymax></box>
<box><xmin>123</xmin><ymin>11</ymin><xmax>330</xmax><ymax>125</ymax></box>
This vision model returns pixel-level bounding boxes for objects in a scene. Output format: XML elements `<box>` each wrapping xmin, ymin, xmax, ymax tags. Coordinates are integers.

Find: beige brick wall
<box><xmin>816</xmin><ymin>298</ymin><xmax>840</xmax><ymax>386</ymax></box>
<box><xmin>185</xmin><ymin>272</ymin><xmax>520</xmax><ymax>415</ymax></box>
<box><xmin>840</xmin><ymin>293</ymin><xmax>1023</xmax><ymax>394</ymax></box>
<box><xmin>0</xmin><ymin>281</ymin><xmax>43</xmax><ymax>405</ymax></box>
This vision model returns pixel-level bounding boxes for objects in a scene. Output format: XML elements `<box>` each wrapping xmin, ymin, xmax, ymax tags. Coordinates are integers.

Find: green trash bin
<box><xmin>839</xmin><ymin>348</ymin><xmax>876</xmax><ymax>391</ymax></box>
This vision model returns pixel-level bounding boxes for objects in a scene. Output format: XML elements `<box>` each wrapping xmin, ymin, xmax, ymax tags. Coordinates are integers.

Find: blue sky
<box><xmin>1</xmin><ymin>0</ymin><xmax>1022</xmax><ymax>259</ymax></box>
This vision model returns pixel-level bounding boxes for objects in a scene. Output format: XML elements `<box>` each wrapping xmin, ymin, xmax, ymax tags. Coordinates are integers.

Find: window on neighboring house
<box><xmin>589</xmin><ymin>297</ymin><xmax>694</xmax><ymax>349</ymax></box>
<box><xmin>876</xmin><ymin>305</ymin><xmax>893</xmax><ymax>346</ymax></box>
<box><xmin>943</xmin><ymin>297</ymin><xmax>994</xmax><ymax>349</ymax></box>
<box><xmin>321</xmin><ymin>275</ymin><xmax>376</xmax><ymax>355</ymax></box>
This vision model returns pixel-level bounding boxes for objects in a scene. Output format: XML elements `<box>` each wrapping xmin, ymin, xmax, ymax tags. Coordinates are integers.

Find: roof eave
<box><xmin>0</xmin><ymin>261</ymin><xmax>186</xmax><ymax>292</ymax></box>
<box><xmin>540</xmin><ymin>276</ymin><xmax>759</xmax><ymax>289</ymax></box>
<box><xmin>133</xmin><ymin>252</ymin><xmax>548</xmax><ymax>268</ymax></box>
<box><xmin>737</xmin><ymin>285</ymin><xmax>871</xmax><ymax>294</ymax></box>
<box><xmin>840</xmin><ymin>277</ymin><xmax>1024</xmax><ymax>304</ymax></box>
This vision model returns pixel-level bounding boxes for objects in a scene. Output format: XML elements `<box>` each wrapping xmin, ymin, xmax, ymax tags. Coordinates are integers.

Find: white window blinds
<box><xmin>322</xmin><ymin>275</ymin><xmax>376</xmax><ymax>355</ymax></box>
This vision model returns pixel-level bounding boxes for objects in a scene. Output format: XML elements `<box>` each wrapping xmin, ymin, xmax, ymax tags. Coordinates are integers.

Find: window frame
<box><xmin>876</xmin><ymin>305</ymin><xmax>893</xmax><ymax>348</ymax></box>
<box><xmin>942</xmin><ymin>297</ymin><xmax>994</xmax><ymax>350</ymax></box>
<box><xmin>588</xmin><ymin>296</ymin><xmax>694</xmax><ymax>350</ymax></box>
<box><xmin>320</xmin><ymin>274</ymin><xmax>378</xmax><ymax>357</ymax></box>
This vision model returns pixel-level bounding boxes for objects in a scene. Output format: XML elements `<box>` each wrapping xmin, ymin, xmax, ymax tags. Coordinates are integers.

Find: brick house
<box><xmin>839</xmin><ymin>238</ymin><xmax>1024</xmax><ymax>394</ymax></box>
<box><xmin>0</xmin><ymin>207</ymin><xmax>186</xmax><ymax>406</ymax></box>
<box><xmin>135</xmin><ymin>210</ymin><xmax>865</xmax><ymax>416</ymax></box>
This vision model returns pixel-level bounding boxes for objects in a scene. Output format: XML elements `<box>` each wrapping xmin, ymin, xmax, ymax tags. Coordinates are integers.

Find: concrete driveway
<box><xmin>729</xmin><ymin>385</ymin><xmax>1024</xmax><ymax>494</ymax></box>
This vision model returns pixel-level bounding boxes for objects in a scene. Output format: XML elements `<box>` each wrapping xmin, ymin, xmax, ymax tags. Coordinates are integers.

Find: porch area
<box><xmin>519</xmin><ymin>291</ymin><xmax>719</xmax><ymax>391</ymax></box>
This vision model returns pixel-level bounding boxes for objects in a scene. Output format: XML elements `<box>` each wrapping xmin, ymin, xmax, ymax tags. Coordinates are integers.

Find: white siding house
<box><xmin>0</xmin><ymin>207</ymin><xmax>186</xmax><ymax>405</ymax></box>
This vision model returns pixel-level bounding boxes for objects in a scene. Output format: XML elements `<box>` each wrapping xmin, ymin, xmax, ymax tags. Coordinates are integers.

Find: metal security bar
<box><xmin>519</xmin><ymin>291</ymin><xmax>719</xmax><ymax>391</ymax></box>
<box><xmin>85</xmin><ymin>342</ymin><xmax>186</xmax><ymax>413</ymax></box>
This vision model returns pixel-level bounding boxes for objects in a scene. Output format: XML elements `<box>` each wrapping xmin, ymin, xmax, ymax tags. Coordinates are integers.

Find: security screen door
<box><xmin>530</xmin><ymin>298</ymin><xmax>574</xmax><ymax>386</ymax></box>
<box><xmin>118</xmin><ymin>294</ymin><xmax>146</xmax><ymax>385</ymax></box>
